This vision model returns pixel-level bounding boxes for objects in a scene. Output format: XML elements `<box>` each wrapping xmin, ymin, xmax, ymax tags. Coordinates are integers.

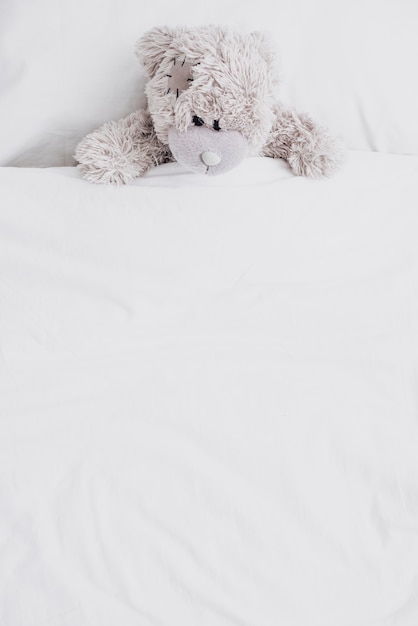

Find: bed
<box><xmin>1</xmin><ymin>2</ymin><xmax>418</xmax><ymax>625</ymax></box>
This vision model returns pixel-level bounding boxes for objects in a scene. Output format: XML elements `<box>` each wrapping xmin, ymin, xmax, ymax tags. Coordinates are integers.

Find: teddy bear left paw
<box><xmin>288</xmin><ymin>127</ymin><xmax>345</xmax><ymax>178</ymax></box>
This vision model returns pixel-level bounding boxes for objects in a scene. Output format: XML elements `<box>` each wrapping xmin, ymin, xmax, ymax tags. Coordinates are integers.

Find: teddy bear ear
<box><xmin>248</xmin><ymin>30</ymin><xmax>278</xmax><ymax>75</ymax></box>
<box><xmin>135</xmin><ymin>26</ymin><xmax>176</xmax><ymax>78</ymax></box>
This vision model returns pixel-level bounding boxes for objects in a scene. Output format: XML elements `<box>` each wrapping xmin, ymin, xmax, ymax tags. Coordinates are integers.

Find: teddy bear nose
<box><xmin>201</xmin><ymin>150</ymin><xmax>222</xmax><ymax>167</ymax></box>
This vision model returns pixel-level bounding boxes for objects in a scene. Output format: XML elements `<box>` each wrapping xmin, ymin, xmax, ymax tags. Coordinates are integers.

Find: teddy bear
<box><xmin>75</xmin><ymin>25</ymin><xmax>343</xmax><ymax>184</ymax></box>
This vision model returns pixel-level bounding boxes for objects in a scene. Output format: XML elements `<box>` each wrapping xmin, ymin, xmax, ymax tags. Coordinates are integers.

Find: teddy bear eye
<box><xmin>192</xmin><ymin>115</ymin><xmax>204</xmax><ymax>126</ymax></box>
<box><xmin>213</xmin><ymin>120</ymin><xmax>221</xmax><ymax>131</ymax></box>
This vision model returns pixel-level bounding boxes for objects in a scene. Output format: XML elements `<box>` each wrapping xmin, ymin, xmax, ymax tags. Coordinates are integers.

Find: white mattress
<box><xmin>1</xmin><ymin>151</ymin><xmax>418</xmax><ymax>626</ymax></box>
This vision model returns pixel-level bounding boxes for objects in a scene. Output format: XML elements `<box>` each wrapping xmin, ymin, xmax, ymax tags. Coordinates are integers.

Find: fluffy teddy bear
<box><xmin>75</xmin><ymin>25</ymin><xmax>343</xmax><ymax>184</ymax></box>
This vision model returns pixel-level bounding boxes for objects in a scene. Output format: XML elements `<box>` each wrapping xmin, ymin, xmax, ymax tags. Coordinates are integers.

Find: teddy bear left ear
<box><xmin>135</xmin><ymin>26</ymin><xmax>176</xmax><ymax>78</ymax></box>
<box><xmin>248</xmin><ymin>31</ymin><xmax>279</xmax><ymax>79</ymax></box>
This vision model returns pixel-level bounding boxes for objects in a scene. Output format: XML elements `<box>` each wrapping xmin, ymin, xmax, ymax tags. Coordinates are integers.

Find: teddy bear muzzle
<box><xmin>168</xmin><ymin>125</ymin><xmax>248</xmax><ymax>176</ymax></box>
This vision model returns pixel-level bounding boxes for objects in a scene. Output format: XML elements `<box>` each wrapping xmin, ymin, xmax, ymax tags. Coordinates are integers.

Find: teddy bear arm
<box><xmin>260</xmin><ymin>106</ymin><xmax>344</xmax><ymax>177</ymax></box>
<box><xmin>75</xmin><ymin>110</ymin><xmax>172</xmax><ymax>185</ymax></box>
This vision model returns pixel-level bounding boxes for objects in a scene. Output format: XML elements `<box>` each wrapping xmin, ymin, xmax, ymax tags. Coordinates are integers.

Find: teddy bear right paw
<box><xmin>75</xmin><ymin>120</ymin><xmax>146</xmax><ymax>185</ymax></box>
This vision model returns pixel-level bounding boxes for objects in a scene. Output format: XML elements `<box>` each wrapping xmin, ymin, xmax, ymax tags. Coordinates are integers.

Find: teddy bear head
<box><xmin>136</xmin><ymin>26</ymin><xmax>279</xmax><ymax>175</ymax></box>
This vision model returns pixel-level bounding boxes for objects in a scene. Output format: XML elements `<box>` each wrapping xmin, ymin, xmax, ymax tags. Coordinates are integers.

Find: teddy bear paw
<box><xmin>288</xmin><ymin>127</ymin><xmax>345</xmax><ymax>178</ymax></box>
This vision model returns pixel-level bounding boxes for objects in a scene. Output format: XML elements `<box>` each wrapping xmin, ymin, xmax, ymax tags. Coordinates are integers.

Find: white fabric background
<box><xmin>1</xmin><ymin>0</ymin><xmax>418</xmax><ymax>166</ymax></box>
<box><xmin>1</xmin><ymin>154</ymin><xmax>418</xmax><ymax>625</ymax></box>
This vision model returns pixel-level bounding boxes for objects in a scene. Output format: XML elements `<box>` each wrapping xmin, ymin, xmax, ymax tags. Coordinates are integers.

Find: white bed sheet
<box><xmin>1</xmin><ymin>152</ymin><xmax>418</xmax><ymax>626</ymax></box>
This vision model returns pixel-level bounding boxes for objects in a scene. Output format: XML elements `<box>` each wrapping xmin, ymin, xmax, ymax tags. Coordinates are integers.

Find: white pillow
<box><xmin>274</xmin><ymin>0</ymin><xmax>418</xmax><ymax>156</ymax></box>
<box><xmin>1</xmin><ymin>0</ymin><xmax>417</xmax><ymax>166</ymax></box>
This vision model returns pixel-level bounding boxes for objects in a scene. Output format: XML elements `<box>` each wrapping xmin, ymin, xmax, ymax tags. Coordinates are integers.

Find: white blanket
<box><xmin>1</xmin><ymin>152</ymin><xmax>418</xmax><ymax>625</ymax></box>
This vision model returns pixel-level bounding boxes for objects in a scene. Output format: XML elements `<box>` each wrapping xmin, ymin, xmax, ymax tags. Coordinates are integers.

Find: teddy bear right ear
<box><xmin>135</xmin><ymin>26</ymin><xmax>175</xmax><ymax>78</ymax></box>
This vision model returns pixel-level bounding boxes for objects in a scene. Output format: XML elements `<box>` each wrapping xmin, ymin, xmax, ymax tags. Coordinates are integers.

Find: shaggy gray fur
<box><xmin>76</xmin><ymin>110</ymin><xmax>172</xmax><ymax>185</ymax></box>
<box><xmin>75</xmin><ymin>26</ymin><xmax>343</xmax><ymax>184</ymax></box>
